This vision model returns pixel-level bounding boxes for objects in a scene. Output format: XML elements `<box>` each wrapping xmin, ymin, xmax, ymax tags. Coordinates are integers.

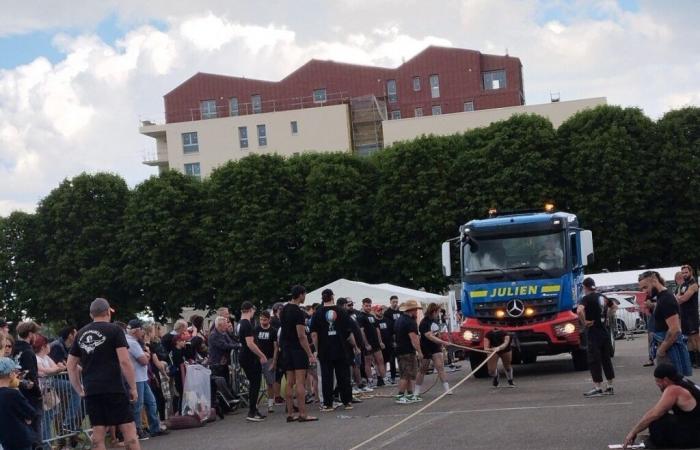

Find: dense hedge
<box><xmin>1</xmin><ymin>105</ymin><xmax>698</xmax><ymax>325</ymax></box>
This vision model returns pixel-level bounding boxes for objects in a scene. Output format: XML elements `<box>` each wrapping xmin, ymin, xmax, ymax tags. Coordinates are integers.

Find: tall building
<box><xmin>140</xmin><ymin>46</ymin><xmax>602</xmax><ymax>178</ymax></box>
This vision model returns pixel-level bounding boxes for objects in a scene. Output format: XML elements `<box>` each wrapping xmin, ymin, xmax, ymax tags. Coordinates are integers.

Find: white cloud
<box><xmin>0</xmin><ymin>1</ymin><xmax>699</xmax><ymax>215</ymax></box>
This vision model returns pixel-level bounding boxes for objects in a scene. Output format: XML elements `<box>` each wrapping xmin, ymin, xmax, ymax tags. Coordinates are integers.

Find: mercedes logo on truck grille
<box><xmin>506</xmin><ymin>299</ymin><xmax>525</xmax><ymax>317</ymax></box>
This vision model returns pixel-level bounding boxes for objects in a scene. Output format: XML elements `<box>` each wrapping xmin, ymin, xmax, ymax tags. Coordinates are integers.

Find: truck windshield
<box><xmin>463</xmin><ymin>231</ymin><xmax>565</xmax><ymax>276</ymax></box>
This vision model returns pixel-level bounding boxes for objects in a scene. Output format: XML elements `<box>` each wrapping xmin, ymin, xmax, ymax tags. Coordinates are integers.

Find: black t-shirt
<box><xmin>679</xmin><ymin>278</ymin><xmax>699</xmax><ymax>317</ymax></box>
<box><xmin>580</xmin><ymin>292</ymin><xmax>608</xmax><ymax>330</ymax></box>
<box><xmin>379</xmin><ymin>317</ymin><xmax>392</xmax><ymax>343</ymax></box>
<box><xmin>271</xmin><ymin>316</ymin><xmax>282</xmax><ymax>329</ymax></box>
<box><xmin>280</xmin><ymin>303</ymin><xmax>305</xmax><ymax>351</ymax></box>
<box><xmin>357</xmin><ymin>311</ymin><xmax>380</xmax><ymax>347</ymax></box>
<box><xmin>255</xmin><ymin>325</ymin><xmax>277</xmax><ymax>359</ymax></box>
<box><xmin>654</xmin><ymin>290</ymin><xmax>680</xmax><ymax>332</ymax></box>
<box><xmin>395</xmin><ymin>314</ymin><xmax>418</xmax><ymax>355</ymax></box>
<box><xmin>419</xmin><ymin>317</ymin><xmax>442</xmax><ymax>356</ymax></box>
<box><xmin>0</xmin><ymin>387</ymin><xmax>36</xmax><ymax>449</ymax></box>
<box><xmin>238</xmin><ymin>318</ymin><xmax>255</xmax><ymax>363</ymax></box>
<box><xmin>69</xmin><ymin>321</ymin><xmax>128</xmax><ymax>396</ymax></box>
<box><xmin>485</xmin><ymin>329</ymin><xmax>511</xmax><ymax>350</ymax></box>
<box><xmin>311</xmin><ymin>305</ymin><xmax>351</xmax><ymax>361</ymax></box>
<box><xmin>382</xmin><ymin>308</ymin><xmax>399</xmax><ymax>337</ymax></box>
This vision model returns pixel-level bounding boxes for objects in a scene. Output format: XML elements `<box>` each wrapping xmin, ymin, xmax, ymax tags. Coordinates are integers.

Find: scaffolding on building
<box><xmin>349</xmin><ymin>95</ymin><xmax>387</xmax><ymax>157</ymax></box>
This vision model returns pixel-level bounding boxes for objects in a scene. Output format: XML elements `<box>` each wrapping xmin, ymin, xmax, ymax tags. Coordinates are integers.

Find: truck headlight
<box><xmin>553</xmin><ymin>322</ymin><xmax>577</xmax><ymax>337</ymax></box>
<box><xmin>462</xmin><ymin>329</ymin><xmax>481</xmax><ymax>342</ymax></box>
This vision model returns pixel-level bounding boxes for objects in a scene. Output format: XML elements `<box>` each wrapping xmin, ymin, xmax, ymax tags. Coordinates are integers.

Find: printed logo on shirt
<box><xmin>79</xmin><ymin>330</ymin><xmax>107</xmax><ymax>354</ymax></box>
<box><xmin>368</xmin><ymin>316</ymin><xmax>375</xmax><ymax>324</ymax></box>
<box><xmin>379</xmin><ymin>322</ymin><xmax>387</xmax><ymax>330</ymax></box>
<box><xmin>258</xmin><ymin>331</ymin><xmax>270</xmax><ymax>341</ymax></box>
<box><xmin>326</xmin><ymin>310</ymin><xmax>337</xmax><ymax>336</ymax></box>
<box><xmin>393</xmin><ymin>313</ymin><xmax>401</xmax><ymax>321</ymax></box>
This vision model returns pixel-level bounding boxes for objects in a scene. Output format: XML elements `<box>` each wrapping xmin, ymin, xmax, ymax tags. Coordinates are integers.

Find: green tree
<box><xmin>0</xmin><ymin>212</ymin><xmax>38</xmax><ymax>321</ymax></box>
<box><xmin>202</xmin><ymin>155</ymin><xmax>303</xmax><ymax>308</ymax></box>
<box><xmin>297</xmin><ymin>153</ymin><xmax>379</xmax><ymax>287</ymax></box>
<box><xmin>120</xmin><ymin>171</ymin><xmax>207</xmax><ymax>321</ymax></box>
<box><xmin>29</xmin><ymin>173</ymin><xmax>132</xmax><ymax>326</ymax></box>
<box><xmin>656</xmin><ymin>107</ymin><xmax>700</xmax><ymax>268</ymax></box>
<box><xmin>557</xmin><ymin>105</ymin><xmax>661</xmax><ymax>271</ymax></box>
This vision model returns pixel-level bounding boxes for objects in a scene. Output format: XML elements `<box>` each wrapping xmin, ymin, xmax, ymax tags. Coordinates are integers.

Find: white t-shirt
<box><xmin>126</xmin><ymin>334</ymin><xmax>149</xmax><ymax>383</ymax></box>
<box><xmin>36</xmin><ymin>354</ymin><xmax>54</xmax><ymax>371</ymax></box>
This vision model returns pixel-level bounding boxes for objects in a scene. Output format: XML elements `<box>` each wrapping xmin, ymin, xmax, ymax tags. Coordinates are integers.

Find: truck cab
<box><xmin>442</xmin><ymin>207</ymin><xmax>594</xmax><ymax>375</ymax></box>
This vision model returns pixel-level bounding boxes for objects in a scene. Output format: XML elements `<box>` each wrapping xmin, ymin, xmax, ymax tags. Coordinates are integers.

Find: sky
<box><xmin>1</xmin><ymin>0</ymin><xmax>699</xmax><ymax>216</ymax></box>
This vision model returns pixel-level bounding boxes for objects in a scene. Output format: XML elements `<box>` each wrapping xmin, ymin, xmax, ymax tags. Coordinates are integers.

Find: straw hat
<box><xmin>399</xmin><ymin>299</ymin><xmax>421</xmax><ymax>312</ymax></box>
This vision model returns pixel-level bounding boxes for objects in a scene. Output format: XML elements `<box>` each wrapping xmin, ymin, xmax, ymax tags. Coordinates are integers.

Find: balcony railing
<box><xmin>163</xmin><ymin>91</ymin><xmax>350</xmax><ymax>123</ymax></box>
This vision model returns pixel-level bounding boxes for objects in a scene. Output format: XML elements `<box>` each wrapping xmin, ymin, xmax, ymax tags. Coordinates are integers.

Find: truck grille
<box><xmin>473</xmin><ymin>297</ymin><xmax>559</xmax><ymax>326</ymax></box>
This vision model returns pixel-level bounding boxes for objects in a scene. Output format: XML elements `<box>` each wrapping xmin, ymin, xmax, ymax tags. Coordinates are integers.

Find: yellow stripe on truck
<box><xmin>470</xmin><ymin>290</ymin><xmax>488</xmax><ymax>298</ymax></box>
<box><xmin>541</xmin><ymin>285</ymin><xmax>561</xmax><ymax>293</ymax></box>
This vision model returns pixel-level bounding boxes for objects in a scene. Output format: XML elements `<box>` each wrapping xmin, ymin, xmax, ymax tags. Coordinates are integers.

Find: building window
<box><xmin>432</xmin><ymin>105</ymin><xmax>442</xmax><ymax>115</ymax></box>
<box><xmin>313</xmin><ymin>88</ymin><xmax>327</xmax><ymax>103</ymax></box>
<box><xmin>251</xmin><ymin>94</ymin><xmax>262</xmax><ymax>114</ymax></box>
<box><xmin>229</xmin><ymin>97</ymin><xmax>239</xmax><ymax>116</ymax></box>
<box><xmin>387</xmin><ymin>79</ymin><xmax>398</xmax><ymax>103</ymax></box>
<box><xmin>429</xmin><ymin>74</ymin><xmax>440</xmax><ymax>98</ymax></box>
<box><xmin>184</xmin><ymin>162</ymin><xmax>201</xmax><ymax>179</ymax></box>
<box><xmin>257</xmin><ymin>124</ymin><xmax>267</xmax><ymax>146</ymax></box>
<box><xmin>464</xmin><ymin>101</ymin><xmax>474</xmax><ymax>112</ymax></box>
<box><xmin>413</xmin><ymin>77</ymin><xmax>421</xmax><ymax>91</ymax></box>
<box><xmin>182</xmin><ymin>132</ymin><xmax>199</xmax><ymax>153</ymax></box>
<box><xmin>201</xmin><ymin>100</ymin><xmax>217</xmax><ymax>119</ymax></box>
<box><xmin>483</xmin><ymin>70</ymin><xmax>506</xmax><ymax>90</ymax></box>
<box><xmin>415</xmin><ymin>107</ymin><xmax>423</xmax><ymax>117</ymax></box>
<box><xmin>391</xmin><ymin>110</ymin><xmax>401</xmax><ymax>120</ymax></box>
<box><xmin>238</xmin><ymin>126</ymin><xmax>248</xmax><ymax>149</ymax></box>
<box><xmin>290</xmin><ymin>121</ymin><xmax>298</xmax><ymax>135</ymax></box>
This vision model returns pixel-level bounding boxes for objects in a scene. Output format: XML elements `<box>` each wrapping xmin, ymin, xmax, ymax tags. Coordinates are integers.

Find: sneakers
<box><xmin>137</xmin><ymin>431</ymin><xmax>150</xmax><ymax>441</ymax></box>
<box><xmin>583</xmin><ymin>388</ymin><xmax>604</xmax><ymax>398</ymax></box>
<box><xmin>492</xmin><ymin>375</ymin><xmax>499</xmax><ymax>387</ymax></box>
<box><xmin>507</xmin><ymin>379</ymin><xmax>516</xmax><ymax>387</ymax></box>
<box><xmin>376</xmin><ymin>378</ymin><xmax>386</xmax><ymax>387</ymax></box>
<box><xmin>395</xmin><ymin>395</ymin><xmax>411</xmax><ymax>404</ymax></box>
<box><xmin>351</xmin><ymin>396</ymin><xmax>363</xmax><ymax>403</ymax></box>
<box><xmin>360</xmin><ymin>385</ymin><xmax>374</xmax><ymax>393</ymax></box>
<box><xmin>274</xmin><ymin>396</ymin><xmax>286</xmax><ymax>406</ymax></box>
<box><xmin>319</xmin><ymin>405</ymin><xmax>336</xmax><ymax>412</ymax></box>
<box><xmin>604</xmin><ymin>386</ymin><xmax>614</xmax><ymax>395</ymax></box>
<box><xmin>150</xmin><ymin>430</ymin><xmax>170</xmax><ymax>437</ymax></box>
<box><xmin>351</xmin><ymin>386</ymin><xmax>361</xmax><ymax>395</ymax></box>
<box><xmin>268</xmin><ymin>405</ymin><xmax>275</xmax><ymax>413</ymax></box>
<box><xmin>246</xmin><ymin>411</ymin><xmax>266</xmax><ymax>422</ymax></box>
<box><xmin>343</xmin><ymin>403</ymin><xmax>354</xmax><ymax>410</ymax></box>
<box><xmin>407</xmin><ymin>394</ymin><xmax>422</xmax><ymax>403</ymax></box>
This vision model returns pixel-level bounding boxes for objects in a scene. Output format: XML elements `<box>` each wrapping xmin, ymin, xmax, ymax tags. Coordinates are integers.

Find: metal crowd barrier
<box><xmin>39</xmin><ymin>371</ymin><xmax>91</xmax><ymax>448</ymax></box>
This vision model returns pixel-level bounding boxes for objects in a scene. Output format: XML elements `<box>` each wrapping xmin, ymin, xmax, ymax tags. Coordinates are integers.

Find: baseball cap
<box><xmin>127</xmin><ymin>319</ymin><xmax>143</xmax><ymax>330</ymax></box>
<box><xmin>0</xmin><ymin>357</ymin><xmax>20</xmax><ymax>376</ymax></box>
<box><xmin>0</xmin><ymin>319</ymin><xmax>11</xmax><ymax>328</ymax></box>
<box><xmin>90</xmin><ymin>298</ymin><xmax>115</xmax><ymax>316</ymax></box>
<box><xmin>582</xmin><ymin>277</ymin><xmax>596</xmax><ymax>289</ymax></box>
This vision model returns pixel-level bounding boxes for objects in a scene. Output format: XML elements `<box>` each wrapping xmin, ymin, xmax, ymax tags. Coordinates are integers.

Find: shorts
<box><xmin>681</xmin><ymin>314</ymin><xmax>699</xmax><ymax>336</ymax></box>
<box><xmin>363</xmin><ymin>345</ymin><xmax>381</xmax><ymax>357</ymax></box>
<box><xmin>352</xmin><ymin>353</ymin><xmax>362</xmax><ymax>367</ymax></box>
<box><xmin>282</xmin><ymin>348</ymin><xmax>309</xmax><ymax>371</ymax></box>
<box><xmin>262</xmin><ymin>361</ymin><xmax>275</xmax><ymax>386</ymax></box>
<box><xmin>85</xmin><ymin>393</ymin><xmax>133</xmax><ymax>426</ymax></box>
<box><xmin>398</xmin><ymin>353</ymin><xmax>418</xmax><ymax>380</ymax></box>
<box><xmin>420</xmin><ymin>345</ymin><xmax>442</xmax><ymax>359</ymax></box>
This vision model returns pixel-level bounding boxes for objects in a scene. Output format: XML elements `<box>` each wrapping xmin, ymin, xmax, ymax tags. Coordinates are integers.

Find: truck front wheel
<box><xmin>572</xmin><ymin>349</ymin><xmax>588</xmax><ymax>371</ymax></box>
<box><xmin>469</xmin><ymin>352</ymin><xmax>490</xmax><ymax>378</ymax></box>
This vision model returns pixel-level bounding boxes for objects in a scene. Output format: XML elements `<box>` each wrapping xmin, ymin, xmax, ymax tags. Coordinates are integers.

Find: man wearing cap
<box><xmin>0</xmin><ymin>357</ymin><xmax>36</xmax><ymax>450</ymax></box>
<box><xmin>126</xmin><ymin>319</ymin><xmax>165</xmax><ymax>439</ymax></box>
<box><xmin>623</xmin><ymin>363</ymin><xmax>700</xmax><ymax>449</ymax></box>
<box><xmin>577</xmin><ymin>277</ymin><xmax>616</xmax><ymax>397</ymax></box>
<box><xmin>0</xmin><ymin>319</ymin><xmax>11</xmax><ymax>335</ymax></box>
<box><xmin>67</xmin><ymin>298</ymin><xmax>141</xmax><ymax>450</ymax></box>
<box><xmin>394</xmin><ymin>300</ymin><xmax>423</xmax><ymax>404</ymax></box>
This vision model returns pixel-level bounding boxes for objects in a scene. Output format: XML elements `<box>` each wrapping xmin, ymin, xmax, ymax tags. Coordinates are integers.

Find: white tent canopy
<box><xmin>587</xmin><ymin>266</ymin><xmax>682</xmax><ymax>290</ymax></box>
<box><xmin>305</xmin><ymin>279</ymin><xmax>448</xmax><ymax>306</ymax></box>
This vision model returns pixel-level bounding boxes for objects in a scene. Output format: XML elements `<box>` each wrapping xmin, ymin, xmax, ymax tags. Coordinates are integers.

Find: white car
<box><xmin>605</xmin><ymin>293</ymin><xmax>645</xmax><ymax>339</ymax></box>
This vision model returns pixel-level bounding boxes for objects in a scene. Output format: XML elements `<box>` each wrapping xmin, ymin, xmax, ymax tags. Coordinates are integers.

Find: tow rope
<box><xmin>348</xmin><ymin>349</ymin><xmax>497</xmax><ymax>450</ymax></box>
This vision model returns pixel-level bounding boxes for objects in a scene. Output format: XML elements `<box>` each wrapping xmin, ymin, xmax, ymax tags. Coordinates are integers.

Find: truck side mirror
<box><xmin>441</xmin><ymin>241</ymin><xmax>452</xmax><ymax>277</ymax></box>
<box><xmin>579</xmin><ymin>230</ymin><xmax>594</xmax><ymax>266</ymax></box>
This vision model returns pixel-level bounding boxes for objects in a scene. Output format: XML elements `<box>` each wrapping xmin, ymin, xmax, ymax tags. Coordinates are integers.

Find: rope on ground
<box><xmin>347</xmin><ymin>350</ymin><xmax>497</xmax><ymax>450</ymax></box>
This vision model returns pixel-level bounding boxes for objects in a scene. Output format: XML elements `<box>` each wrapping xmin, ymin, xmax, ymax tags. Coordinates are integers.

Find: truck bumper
<box><xmin>448</xmin><ymin>311</ymin><xmax>583</xmax><ymax>356</ymax></box>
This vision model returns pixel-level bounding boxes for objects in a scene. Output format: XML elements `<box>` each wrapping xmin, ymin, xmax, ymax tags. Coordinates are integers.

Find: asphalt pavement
<box><xmin>142</xmin><ymin>336</ymin><xmax>696</xmax><ymax>450</ymax></box>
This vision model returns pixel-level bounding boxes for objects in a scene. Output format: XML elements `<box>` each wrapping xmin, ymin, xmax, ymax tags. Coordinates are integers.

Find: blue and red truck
<box><xmin>441</xmin><ymin>205</ymin><xmax>597</xmax><ymax>376</ymax></box>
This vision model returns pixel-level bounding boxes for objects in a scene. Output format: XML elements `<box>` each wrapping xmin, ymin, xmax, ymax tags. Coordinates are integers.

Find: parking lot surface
<box><xmin>144</xmin><ymin>336</ymin><xmax>693</xmax><ymax>450</ymax></box>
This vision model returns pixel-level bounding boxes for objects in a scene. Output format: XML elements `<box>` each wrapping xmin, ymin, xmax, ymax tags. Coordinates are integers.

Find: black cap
<box><xmin>654</xmin><ymin>363</ymin><xmax>682</xmax><ymax>382</ymax></box>
<box><xmin>127</xmin><ymin>319</ymin><xmax>143</xmax><ymax>330</ymax></box>
<box><xmin>582</xmin><ymin>277</ymin><xmax>596</xmax><ymax>289</ymax></box>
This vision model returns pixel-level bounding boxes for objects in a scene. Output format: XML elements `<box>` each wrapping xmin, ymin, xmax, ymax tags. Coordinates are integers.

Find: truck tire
<box><xmin>469</xmin><ymin>352</ymin><xmax>489</xmax><ymax>378</ymax></box>
<box><xmin>572</xmin><ymin>349</ymin><xmax>588</xmax><ymax>371</ymax></box>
